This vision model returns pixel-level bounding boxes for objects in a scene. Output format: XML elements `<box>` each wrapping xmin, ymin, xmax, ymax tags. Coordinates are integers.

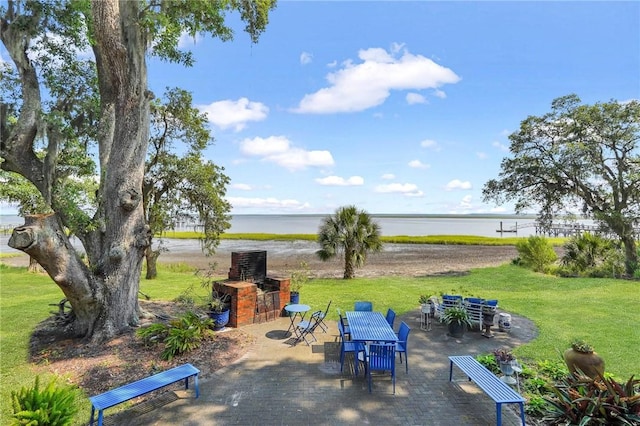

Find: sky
<box><xmin>2</xmin><ymin>1</ymin><xmax>640</xmax><ymax>216</ymax></box>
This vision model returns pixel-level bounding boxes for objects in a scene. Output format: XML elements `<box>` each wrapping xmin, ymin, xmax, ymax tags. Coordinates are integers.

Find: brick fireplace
<box><xmin>212</xmin><ymin>251</ymin><xmax>290</xmax><ymax>328</ymax></box>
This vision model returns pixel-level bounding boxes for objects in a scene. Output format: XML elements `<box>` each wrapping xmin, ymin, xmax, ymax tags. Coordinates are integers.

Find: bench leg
<box><xmin>449</xmin><ymin>360</ymin><xmax>454</xmax><ymax>381</ymax></box>
<box><xmin>518</xmin><ymin>402</ymin><xmax>526</xmax><ymax>426</ymax></box>
<box><xmin>90</xmin><ymin>406</ymin><xmax>95</xmax><ymax>426</ymax></box>
<box><xmin>496</xmin><ymin>402</ymin><xmax>502</xmax><ymax>426</ymax></box>
<box><xmin>183</xmin><ymin>374</ymin><xmax>200</xmax><ymax>398</ymax></box>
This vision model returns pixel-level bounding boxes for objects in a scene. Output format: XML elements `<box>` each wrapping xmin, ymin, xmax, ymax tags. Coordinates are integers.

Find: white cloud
<box><xmin>381</xmin><ymin>173</ymin><xmax>395</xmax><ymax>180</ymax></box>
<box><xmin>420</xmin><ymin>139</ymin><xmax>439</xmax><ymax>150</ymax></box>
<box><xmin>433</xmin><ymin>89</ymin><xmax>447</xmax><ymax>99</ymax></box>
<box><xmin>231</xmin><ymin>183</ymin><xmax>253</xmax><ymax>191</ymax></box>
<box><xmin>374</xmin><ymin>183</ymin><xmax>423</xmax><ymax>197</ymax></box>
<box><xmin>292</xmin><ymin>46</ymin><xmax>460</xmax><ymax>114</ymax></box>
<box><xmin>227</xmin><ymin>196</ymin><xmax>311</xmax><ymax>211</ymax></box>
<box><xmin>406</xmin><ymin>92</ymin><xmax>426</xmax><ymax>105</ymax></box>
<box><xmin>178</xmin><ymin>32</ymin><xmax>202</xmax><ymax>48</ymax></box>
<box><xmin>445</xmin><ymin>179</ymin><xmax>472</xmax><ymax>191</ymax></box>
<box><xmin>476</xmin><ymin>152</ymin><xmax>488</xmax><ymax>159</ymax></box>
<box><xmin>408</xmin><ymin>159</ymin><xmax>430</xmax><ymax>169</ymax></box>
<box><xmin>300</xmin><ymin>51</ymin><xmax>313</xmax><ymax>65</ymax></box>
<box><xmin>239</xmin><ymin>136</ymin><xmax>335</xmax><ymax>171</ymax></box>
<box><xmin>315</xmin><ymin>175</ymin><xmax>364</xmax><ymax>186</ymax></box>
<box><xmin>492</xmin><ymin>141</ymin><xmax>509</xmax><ymax>152</ymax></box>
<box><xmin>459</xmin><ymin>195</ymin><xmax>473</xmax><ymax>209</ymax></box>
<box><xmin>199</xmin><ymin>98</ymin><xmax>268</xmax><ymax>132</ymax></box>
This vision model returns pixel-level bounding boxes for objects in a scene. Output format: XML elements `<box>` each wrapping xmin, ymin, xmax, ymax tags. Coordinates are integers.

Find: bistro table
<box><xmin>284</xmin><ymin>304</ymin><xmax>311</xmax><ymax>337</ymax></box>
<box><xmin>346</xmin><ymin>311</ymin><xmax>398</xmax><ymax>343</ymax></box>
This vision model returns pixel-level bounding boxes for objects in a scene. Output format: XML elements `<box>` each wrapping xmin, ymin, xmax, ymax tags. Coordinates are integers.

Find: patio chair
<box><xmin>464</xmin><ymin>297</ymin><xmax>484</xmax><ymax>330</ymax></box>
<box><xmin>338</xmin><ymin>311</ymin><xmax>351</xmax><ymax>340</ymax></box>
<box><xmin>395</xmin><ymin>321</ymin><xmax>411</xmax><ymax>373</ymax></box>
<box><xmin>354</xmin><ymin>301</ymin><xmax>373</xmax><ymax>311</ymax></box>
<box><xmin>339</xmin><ymin>322</ymin><xmax>364</xmax><ymax>376</ymax></box>
<box><xmin>385</xmin><ymin>308</ymin><xmax>396</xmax><ymax>329</ymax></box>
<box><xmin>437</xmin><ymin>294</ymin><xmax>462</xmax><ymax>317</ymax></box>
<box><xmin>317</xmin><ymin>300</ymin><xmax>332</xmax><ymax>333</ymax></box>
<box><xmin>294</xmin><ymin>311</ymin><xmax>322</xmax><ymax>346</ymax></box>
<box><xmin>366</xmin><ymin>343</ymin><xmax>396</xmax><ymax>394</ymax></box>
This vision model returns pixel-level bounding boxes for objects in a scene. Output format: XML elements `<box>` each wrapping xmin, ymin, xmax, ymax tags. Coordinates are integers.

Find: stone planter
<box><xmin>447</xmin><ymin>322</ymin><xmax>466</xmax><ymax>338</ymax></box>
<box><xmin>563</xmin><ymin>348</ymin><xmax>605</xmax><ymax>379</ymax></box>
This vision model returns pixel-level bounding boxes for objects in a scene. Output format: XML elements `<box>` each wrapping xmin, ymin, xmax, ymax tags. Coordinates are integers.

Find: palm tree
<box><xmin>316</xmin><ymin>205</ymin><xmax>383</xmax><ymax>279</ymax></box>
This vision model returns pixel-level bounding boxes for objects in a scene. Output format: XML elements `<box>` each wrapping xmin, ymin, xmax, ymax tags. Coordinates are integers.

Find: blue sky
<box><xmin>2</xmin><ymin>1</ymin><xmax>639</xmax><ymax>216</ymax></box>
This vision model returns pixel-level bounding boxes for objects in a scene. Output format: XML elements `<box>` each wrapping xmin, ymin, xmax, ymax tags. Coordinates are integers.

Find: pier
<box><xmin>497</xmin><ymin>221</ymin><xmax>637</xmax><ymax>238</ymax></box>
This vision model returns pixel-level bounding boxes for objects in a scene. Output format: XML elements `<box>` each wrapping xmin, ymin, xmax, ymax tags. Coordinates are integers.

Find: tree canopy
<box><xmin>483</xmin><ymin>94</ymin><xmax>640</xmax><ymax>275</ymax></box>
<box><xmin>316</xmin><ymin>205</ymin><xmax>383</xmax><ymax>279</ymax></box>
<box><xmin>0</xmin><ymin>0</ymin><xmax>276</xmax><ymax>342</ymax></box>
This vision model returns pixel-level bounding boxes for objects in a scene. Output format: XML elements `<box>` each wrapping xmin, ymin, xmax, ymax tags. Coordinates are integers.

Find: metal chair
<box><xmin>366</xmin><ymin>343</ymin><xmax>396</xmax><ymax>394</ymax></box>
<box><xmin>317</xmin><ymin>300</ymin><xmax>332</xmax><ymax>333</ymax></box>
<box><xmin>294</xmin><ymin>311</ymin><xmax>322</xmax><ymax>346</ymax></box>
<box><xmin>395</xmin><ymin>321</ymin><xmax>411</xmax><ymax>373</ymax></box>
<box><xmin>385</xmin><ymin>308</ymin><xmax>396</xmax><ymax>329</ymax></box>
<box><xmin>339</xmin><ymin>319</ymin><xmax>364</xmax><ymax>376</ymax></box>
<box><xmin>337</xmin><ymin>310</ymin><xmax>350</xmax><ymax>340</ymax></box>
<box><xmin>354</xmin><ymin>301</ymin><xmax>373</xmax><ymax>311</ymax></box>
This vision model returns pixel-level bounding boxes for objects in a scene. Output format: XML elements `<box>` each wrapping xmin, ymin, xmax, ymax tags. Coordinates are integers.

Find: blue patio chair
<box><xmin>366</xmin><ymin>343</ymin><xmax>396</xmax><ymax>394</ymax></box>
<box><xmin>339</xmin><ymin>322</ymin><xmax>364</xmax><ymax>376</ymax></box>
<box><xmin>385</xmin><ymin>308</ymin><xmax>396</xmax><ymax>329</ymax></box>
<box><xmin>337</xmin><ymin>308</ymin><xmax>350</xmax><ymax>340</ymax></box>
<box><xmin>294</xmin><ymin>311</ymin><xmax>323</xmax><ymax>346</ymax></box>
<box><xmin>354</xmin><ymin>301</ymin><xmax>373</xmax><ymax>311</ymax></box>
<box><xmin>395</xmin><ymin>321</ymin><xmax>411</xmax><ymax>373</ymax></box>
<box><xmin>317</xmin><ymin>300</ymin><xmax>332</xmax><ymax>333</ymax></box>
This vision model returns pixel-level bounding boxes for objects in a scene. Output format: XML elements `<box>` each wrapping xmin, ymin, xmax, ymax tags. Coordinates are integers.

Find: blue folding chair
<box><xmin>354</xmin><ymin>301</ymin><xmax>373</xmax><ymax>311</ymax></box>
<box><xmin>366</xmin><ymin>343</ymin><xmax>396</xmax><ymax>394</ymax></box>
<box><xmin>395</xmin><ymin>321</ymin><xmax>411</xmax><ymax>373</ymax></box>
<box><xmin>337</xmin><ymin>309</ymin><xmax>351</xmax><ymax>340</ymax></box>
<box><xmin>385</xmin><ymin>308</ymin><xmax>396</xmax><ymax>329</ymax></box>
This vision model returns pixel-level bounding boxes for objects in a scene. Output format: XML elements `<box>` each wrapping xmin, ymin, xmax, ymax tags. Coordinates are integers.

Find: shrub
<box><xmin>516</xmin><ymin>236</ymin><xmax>557</xmax><ymax>272</ymax></box>
<box><xmin>11</xmin><ymin>376</ymin><xmax>78</xmax><ymax>426</ymax></box>
<box><xmin>136</xmin><ymin>311</ymin><xmax>214</xmax><ymax>361</ymax></box>
<box><xmin>561</xmin><ymin>233</ymin><xmax>625</xmax><ymax>277</ymax></box>
<box><xmin>543</xmin><ymin>374</ymin><xmax>640</xmax><ymax>425</ymax></box>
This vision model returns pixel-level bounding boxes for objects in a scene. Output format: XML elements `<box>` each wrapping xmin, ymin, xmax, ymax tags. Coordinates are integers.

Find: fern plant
<box><xmin>11</xmin><ymin>376</ymin><xmax>78</xmax><ymax>426</ymax></box>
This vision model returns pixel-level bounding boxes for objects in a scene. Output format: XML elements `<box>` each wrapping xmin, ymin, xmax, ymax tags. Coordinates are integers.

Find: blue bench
<box><xmin>448</xmin><ymin>355</ymin><xmax>525</xmax><ymax>426</ymax></box>
<box><xmin>89</xmin><ymin>363</ymin><xmax>200</xmax><ymax>426</ymax></box>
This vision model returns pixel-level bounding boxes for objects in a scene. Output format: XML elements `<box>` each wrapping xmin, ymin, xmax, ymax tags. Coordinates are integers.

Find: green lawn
<box><xmin>1</xmin><ymin>260</ymin><xmax>638</xmax><ymax>425</ymax></box>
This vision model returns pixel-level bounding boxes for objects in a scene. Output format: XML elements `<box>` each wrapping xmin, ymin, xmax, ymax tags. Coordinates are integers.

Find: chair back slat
<box><xmin>368</xmin><ymin>344</ymin><xmax>396</xmax><ymax>371</ymax></box>
<box><xmin>354</xmin><ymin>301</ymin><xmax>373</xmax><ymax>311</ymax></box>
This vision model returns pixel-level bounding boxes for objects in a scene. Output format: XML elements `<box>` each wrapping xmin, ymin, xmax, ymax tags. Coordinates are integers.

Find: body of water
<box><xmin>1</xmin><ymin>213</ymin><xmax>545</xmax><ymax>238</ymax></box>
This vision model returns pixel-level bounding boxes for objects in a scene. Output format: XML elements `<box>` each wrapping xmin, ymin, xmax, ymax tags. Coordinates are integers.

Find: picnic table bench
<box><xmin>89</xmin><ymin>363</ymin><xmax>200</xmax><ymax>426</ymax></box>
<box><xmin>448</xmin><ymin>355</ymin><xmax>525</xmax><ymax>426</ymax></box>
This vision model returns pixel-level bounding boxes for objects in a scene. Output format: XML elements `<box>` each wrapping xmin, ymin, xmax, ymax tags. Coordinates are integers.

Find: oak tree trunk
<box><xmin>145</xmin><ymin>246</ymin><xmax>161</xmax><ymax>280</ymax></box>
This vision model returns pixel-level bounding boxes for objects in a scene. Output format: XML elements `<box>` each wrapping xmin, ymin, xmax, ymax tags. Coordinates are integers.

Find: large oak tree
<box><xmin>0</xmin><ymin>0</ymin><xmax>275</xmax><ymax>342</ymax></box>
<box><xmin>483</xmin><ymin>94</ymin><xmax>640</xmax><ymax>275</ymax></box>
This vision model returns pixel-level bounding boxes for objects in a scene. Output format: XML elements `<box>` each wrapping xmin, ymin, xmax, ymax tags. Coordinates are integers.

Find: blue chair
<box><xmin>385</xmin><ymin>308</ymin><xmax>396</xmax><ymax>329</ymax></box>
<box><xmin>294</xmin><ymin>311</ymin><xmax>322</xmax><ymax>346</ymax></box>
<box><xmin>366</xmin><ymin>343</ymin><xmax>396</xmax><ymax>394</ymax></box>
<box><xmin>395</xmin><ymin>321</ymin><xmax>411</xmax><ymax>373</ymax></box>
<box><xmin>354</xmin><ymin>301</ymin><xmax>373</xmax><ymax>311</ymax></box>
<box><xmin>337</xmin><ymin>310</ymin><xmax>350</xmax><ymax>340</ymax></box>
<box><xmin>339</xmin><ymin>321</ymin><xmax>364</xmax><ymax>376</ymax></box>
<box><xmin>317</xmin><ymin>300</ymin><xmax>332</xmax><ymax>332</ymax></box>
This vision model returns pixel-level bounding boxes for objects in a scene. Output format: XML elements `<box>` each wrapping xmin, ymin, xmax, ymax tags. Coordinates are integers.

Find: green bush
<box><xmin>561</xmin><ymin>233</ymin><xmax>625</xmax><ymax>277</ymax></box>
<box><xmin>135</xmin><ymin>311</ymin><xmax>214</xmax><ymax>361</ymax></box>
<box><xmin>10</xmin><ymin>376</ymin><xmax>77</xmax><ymax>426</ymax></box>
<box><xmin>515</xmin><ymin>235</ymin><xmax>557</xmax><ymax>272</ymax></box>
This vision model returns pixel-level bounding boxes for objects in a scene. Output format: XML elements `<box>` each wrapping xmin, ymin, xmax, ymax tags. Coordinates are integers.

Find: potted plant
<box><xmin>441</xmin><ymin>306</ymin><xmax>471</xmax><ymax>338</ymax></box>
<box><xmin>207</xmin><ymin>289</ymin><xmax>230</xmax><ymax>330</ymax></box>
<box><xmin>419</xmin><ymin>295</ymin><xmax>430</xmax><ymax>312</ymax></box>
<box><xmin>493</xmin><ymin>348</ymin><xmax>518</xmax><ymax>384</ymax></box>
<box><xmin>289</xmin><ymin>261</ymin><xmax>309</xmax><ymax>304</ymax></box>
<box><xmin>563</xmin><ymin>339</ymin><xmax>605</xmax><ymax>379</ymax></box>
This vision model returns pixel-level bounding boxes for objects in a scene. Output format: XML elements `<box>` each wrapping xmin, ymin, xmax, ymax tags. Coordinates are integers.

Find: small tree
<box><xmin>316</xmin><ymin>205</ymin><xmax>382</xmax><ymax>279</ymax></box>
<box><xmin>516</xmin><ymin>236</ymin><xmax>557</xmax><ymax>273</ymax></box>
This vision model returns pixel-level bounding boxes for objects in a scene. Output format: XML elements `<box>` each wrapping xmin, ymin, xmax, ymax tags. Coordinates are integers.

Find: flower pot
<box><xmin>499</xmin><ymin>360</ymin><xmax>518</xmax><ymax>384</ymax></box>
<box><xmin>209</xmin><ymin>309</ymin><xmax>230</xmax><ymax>330</ymax></box>
<box><xmin>447</xmin><ymin>322</ymin><xmax>465</xmax><ymax>338</ymax></box>
<box><xmin>290</xmin><ymin>292</ymin><xmax>300</xmax><ymax>304</ymax></box>
<box><xmin>563</xmin><ymin>348</ymin><xmax>605</xmax><ymax>379</ymax></box>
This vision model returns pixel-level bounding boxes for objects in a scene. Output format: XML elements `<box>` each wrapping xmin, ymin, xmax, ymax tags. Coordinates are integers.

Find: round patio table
<box><xmin>284</xmin><ymin>304</ymin><xmax>311</xmax><ymax>337</ymax></box>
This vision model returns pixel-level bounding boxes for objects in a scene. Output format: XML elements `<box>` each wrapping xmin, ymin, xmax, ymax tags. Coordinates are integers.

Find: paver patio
<box><xmin>109</xmin><ymin>310</ymin><xmax>537</xmax><ymax>425</ymax></box>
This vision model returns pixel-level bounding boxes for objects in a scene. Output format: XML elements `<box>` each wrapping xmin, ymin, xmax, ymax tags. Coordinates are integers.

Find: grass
<box><xmin>159</xmin><ymin>231</ymin><xmax>567</xmax><ymax>246</ymax></box>
<box><xmin>1</xmin><ymin>255</ymin><xmax>638</xmax><ymax>424</ymax></box>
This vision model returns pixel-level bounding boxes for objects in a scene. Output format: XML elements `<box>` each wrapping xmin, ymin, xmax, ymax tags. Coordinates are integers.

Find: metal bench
<box><xmin>89</xmin><ymin>363</ymin><xmax>200</xmax><ymax>426</ymax></box>
<box><xmin>448</xmin><ymin>355</ymin><xmax>525</xmax><ymax>426</ymax></box>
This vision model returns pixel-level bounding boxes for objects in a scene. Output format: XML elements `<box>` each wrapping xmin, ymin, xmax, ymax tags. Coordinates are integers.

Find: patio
<box><xmin>111</xmin><ymin>309</ymin><xmax>537</xmax><ymax>425</ymax></box>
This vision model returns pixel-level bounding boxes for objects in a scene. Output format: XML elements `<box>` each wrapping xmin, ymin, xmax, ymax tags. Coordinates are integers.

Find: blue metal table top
<box><xmin>346</xmin><ymin>311</ymin><xmax>398</xmax><ymax>342</ymax></box>
<box><xmin>285</xmin><ymin>304</ymin><xmax>310</xmax><ymax>314</ymax></box>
